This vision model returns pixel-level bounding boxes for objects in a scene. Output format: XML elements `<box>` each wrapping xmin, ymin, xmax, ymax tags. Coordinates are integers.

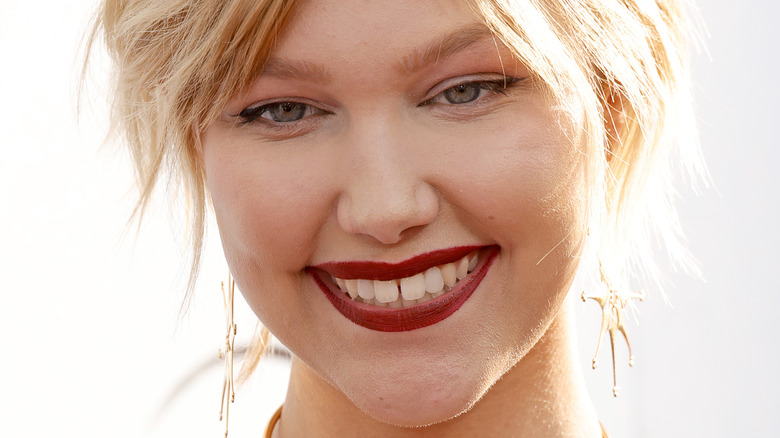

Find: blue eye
<box><xmin>442</xmin><ymin>83</ymin><xmax>484</xmax><ymax>104</ymax></box>
<box><xmin>239</xmin><ymin>102</ymin><xmax>324</xmax><ymax>125</ymax></box>
<box><xmin>426</xmin><ymin>78</ymin><xmax>520</xmax><ymax>106</ymax></box>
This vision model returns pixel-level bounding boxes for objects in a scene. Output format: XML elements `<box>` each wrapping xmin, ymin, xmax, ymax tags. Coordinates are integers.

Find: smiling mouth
<box><xmin>307</xmin><ymin>246</ymin><xmax>499</xmax><ymax>332</ymax></box>
<box><xmin>330</xmin><ymin>250</ymin><xmax>479</xmax><ymax>307</ymax></box>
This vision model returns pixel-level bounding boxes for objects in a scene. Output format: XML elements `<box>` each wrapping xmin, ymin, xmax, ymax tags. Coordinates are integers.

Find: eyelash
<box><xmin>237</xmin><ymin>100</ymin><xmax>327</xmax><ymax>127</ymax></box>
<box><xmin>235</xmin><ymin>76</ymin><xmax>523</xmax><ymax>128</ymax></box>
<box><xmin>420</xmin><ymin>77</ymin><xmax>521</xmax><ymax>107</ymax></box>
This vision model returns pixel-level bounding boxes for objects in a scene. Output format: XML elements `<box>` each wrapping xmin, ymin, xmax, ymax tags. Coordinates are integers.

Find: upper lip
<box><xmin>310</xmin><ymin>245</ymin><xmax>485</xmax><ymax>281</ymax></box>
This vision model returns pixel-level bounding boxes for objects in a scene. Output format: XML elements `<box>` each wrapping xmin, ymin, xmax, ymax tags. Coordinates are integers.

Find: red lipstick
<box><xmin>307</xmin><ymin>246</ymin><xmax>499</xmax><ymax>332</ymax></box>
<box><xmin>314</xmin><ymin>246</ymin><xmax>481</xmax><ymax>281</ymax></box>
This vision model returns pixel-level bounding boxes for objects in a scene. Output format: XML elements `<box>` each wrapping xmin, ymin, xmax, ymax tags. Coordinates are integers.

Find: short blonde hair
<box><xmin>90</xmin><ymin>0</ymin><xmax>705</xmax><ymax>374</ymax></box>
<box><xmin>474</xmin><ymin>0</ymin><xmax>706</xmax><ymax>288</ymax></box>
<box><xmin>91</xmin><ymin>0</ymin><xmax>298</xmax><ymax>307</ymax></box>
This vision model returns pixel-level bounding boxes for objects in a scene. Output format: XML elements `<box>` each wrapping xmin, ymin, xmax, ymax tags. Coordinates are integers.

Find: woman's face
<box><xmin>202</xmin><ymin>0</ymin><xmax>588</xmax><ymax>426</ymax></box>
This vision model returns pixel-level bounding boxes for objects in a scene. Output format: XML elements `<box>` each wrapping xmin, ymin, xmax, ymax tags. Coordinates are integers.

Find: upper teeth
<box><xmin>330</xmin><ymin>251</ymin><xmax>479</xmax><ymax>308</ymax></box>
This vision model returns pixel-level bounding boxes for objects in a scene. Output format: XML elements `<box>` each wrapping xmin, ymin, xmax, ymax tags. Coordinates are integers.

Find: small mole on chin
<box><xmin>488</xmin><ymin>215</ymin><xmax>495</xmax><ymax>220</ymax></box>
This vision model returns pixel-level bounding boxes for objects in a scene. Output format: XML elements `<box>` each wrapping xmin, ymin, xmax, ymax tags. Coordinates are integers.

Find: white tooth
<box><xmin>456</xmin><ymin>256</ymin><xmax>469</xmax><ymax>280</ymax></box>
<box><xmin>400</xmin><ymin>273</ymin><xmax>426</xmax><ymax>300</ymax></box>
<box><xmin>432</xmin><ymin>291</ymin><xmax>444</xmax><ymax>298</ymax></box>
<box><xmin>441</xmin><ymin>263</ymin><xmax>457</xmax><ymax>287</ymax></box>
<box><xmin>357</xmin><ymin>279</ymin><xmax>375</xmax><ymax>300</ymax></box>
<box><xmin>402</xmin><ymin>298</ymin><xmax>417</xmax><ymax>307</ymax></box>
<box><xmin>424</xmin><ymin>267</ymin><xmax>444</xmax><ymax>293</ymax></box>
<box><xmin>388</xmin><ymin>299</ymin><xmax>403</xmax><ymax>308</ymax></box>
<box><xmin>345</xmin><ymin>279</ymin><xmax>359</xmax><ymax>299</ymax></box>
<box><xmin>468</xmin><ymin>252</ymin><xmax>478</xmax><ymax>271</ymax></box>
<box><xmin>417</xmin><ymin>292</ymin><xmax>432</xmax><ymax>303</ymax></box>
<box><xmin>374</xmin><ymin>280</ymin><xmax>399</xmax><ymax>303</ymax></box>
<box><xmin>335</xmin><ymin>277</ymin><xmax>347</xmax><ymax>291</ymax></box>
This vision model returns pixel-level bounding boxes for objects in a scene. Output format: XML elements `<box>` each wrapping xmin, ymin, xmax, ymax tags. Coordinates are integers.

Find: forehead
<box><xmin>270</xmin><ymin>0</ymin><xmax>490</xmax><ymax>72</ymax></box>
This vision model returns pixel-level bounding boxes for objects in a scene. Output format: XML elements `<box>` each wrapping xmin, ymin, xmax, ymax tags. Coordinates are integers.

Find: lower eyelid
<box><xmin>237</xmin><ymin>113</ymin><xmax>331</xmax><ymax>142</ymax></box>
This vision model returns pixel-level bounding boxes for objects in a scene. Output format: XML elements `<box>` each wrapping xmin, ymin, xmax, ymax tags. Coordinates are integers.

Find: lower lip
<box><xmin>308</xmin><ymin>246</ymin><xmax>499</xmax><ymax>332</ymax></box>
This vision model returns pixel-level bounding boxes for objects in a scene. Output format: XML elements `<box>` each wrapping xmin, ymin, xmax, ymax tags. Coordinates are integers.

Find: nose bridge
<box><xmin>337</xmin><ymin>117</ymin><xmax>438</xmax><ymax>244</ymax></box>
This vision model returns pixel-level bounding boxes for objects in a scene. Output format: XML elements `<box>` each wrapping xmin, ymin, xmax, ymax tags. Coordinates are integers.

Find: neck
<box><xmin>274</xmin><ymin>297</ymin><xmax>601</xmax><ymax>437</ymax></box>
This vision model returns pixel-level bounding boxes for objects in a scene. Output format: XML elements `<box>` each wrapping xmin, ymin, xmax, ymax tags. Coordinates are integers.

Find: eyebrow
<box><xmin>398</xmin><ymin>24</ymin><xmax>495</xmax><ymax>73</ymax></box>
<box><xmin>259</xmin><ymin>58</ymin><xmax>332</xmax><ymax>84</ymax></box>
<box><xmin>257</xmin><ymin>24</ymin><xmax>496</xmax><ymax>84</ymax></box>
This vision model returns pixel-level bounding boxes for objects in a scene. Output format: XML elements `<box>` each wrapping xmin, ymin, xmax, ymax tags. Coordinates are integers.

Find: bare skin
<box><xmin>201</xmin><ymin>0</ymin><xmax>603</xmax><ymax>436</ymax></box>
<box><xmin>275</xmin><ymin>299</ymin><xmax>601</xmax><ymax>438</ymax></box>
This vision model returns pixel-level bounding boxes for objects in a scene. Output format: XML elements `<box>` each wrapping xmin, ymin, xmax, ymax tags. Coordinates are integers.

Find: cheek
<box><xmin>200</xmin><ymin>127</ymin><xmax>333</xmax><ymax>310</ymax></box>
<box><xmin>440</xmin><ymin>110</ymin><xmax>589</xmax><ymax>252</ymax></box>
<box><xmin>437</xmin><ymin>108</ymin><xmax>588</xmax><ymax>328</ymax></box>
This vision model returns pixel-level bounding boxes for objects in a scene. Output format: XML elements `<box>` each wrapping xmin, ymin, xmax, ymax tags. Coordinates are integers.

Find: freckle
<box><xmin>488</xmin><ymin>215</ymin><xmax>495</xmax><ymax>220</ymax></box>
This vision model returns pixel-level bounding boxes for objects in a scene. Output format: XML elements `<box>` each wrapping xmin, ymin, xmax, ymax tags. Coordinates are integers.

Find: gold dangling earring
<box><xmin>219</xmin><ymin>273</ymin><xmax>237</xmax><ymax>437</ymax></box>
<box><xmin>581</xmin><ymin>265</ymin><xmax>644</xmax><ymax>397</ymax></box>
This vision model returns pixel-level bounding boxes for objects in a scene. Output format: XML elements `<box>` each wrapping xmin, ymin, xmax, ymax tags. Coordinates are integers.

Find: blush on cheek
<box><xmin>203</xmin><ymin>126</ymin><xmax>322</xmax><ymax>265</ymax></box>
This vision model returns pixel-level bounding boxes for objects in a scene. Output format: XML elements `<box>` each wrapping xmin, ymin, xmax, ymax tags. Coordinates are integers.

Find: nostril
<box><xmin>336</xmin><ymin>182</ymin><xmax>439</xmax><ymax>245</ymax></box>
<box><xmin>336</xmin><ymin>198</ymin><xmax>407</xmax><ymax>244</ymax></box>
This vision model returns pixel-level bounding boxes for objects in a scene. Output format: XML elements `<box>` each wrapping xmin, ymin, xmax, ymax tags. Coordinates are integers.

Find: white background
<box><xmin>1</xmin><ymin>1</ymin><xmax>777</xmax><ymax>436</ymax></box>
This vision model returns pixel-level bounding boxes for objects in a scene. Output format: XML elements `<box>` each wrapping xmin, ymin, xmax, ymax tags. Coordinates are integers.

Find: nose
<box><xmin>336</xmin><ymin>127</ymin><xmax>439</xmax><ymax>245</ymax></box>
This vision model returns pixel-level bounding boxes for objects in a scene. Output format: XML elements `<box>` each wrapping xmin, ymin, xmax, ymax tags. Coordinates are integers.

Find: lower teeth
<box><xmin>351</xmin><ymin>289</ymin><xmax>446</xmax><ymax>308</ymax></box>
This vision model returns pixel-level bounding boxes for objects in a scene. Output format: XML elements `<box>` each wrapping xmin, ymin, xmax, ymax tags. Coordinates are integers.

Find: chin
<box><xmin>343</xmin><ymin>367</ymin><xmax>486</xmax><ymax>428</ymax></box>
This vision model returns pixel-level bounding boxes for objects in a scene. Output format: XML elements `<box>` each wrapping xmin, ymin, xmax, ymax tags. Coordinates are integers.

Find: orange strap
<box><xmin>263</xmin><ymin>404</ymin><xmax>608</xmax><ymax>437</ymax></box>
<box><xmin>264</xmin><ymin>405</ymin><xmax>283</xmax><ymax>438</ymax></box>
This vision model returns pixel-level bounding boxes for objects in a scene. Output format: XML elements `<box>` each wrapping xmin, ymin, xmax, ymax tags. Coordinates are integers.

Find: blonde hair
<box><xmin>89</xmin><ymin>0</ymin><xmax>706</xmax><ymax>376</ymax></box>
<box><xmin>470</xmin><ymin>0</ymin><xmax>707</xmax><ymax>289</ymax></box>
